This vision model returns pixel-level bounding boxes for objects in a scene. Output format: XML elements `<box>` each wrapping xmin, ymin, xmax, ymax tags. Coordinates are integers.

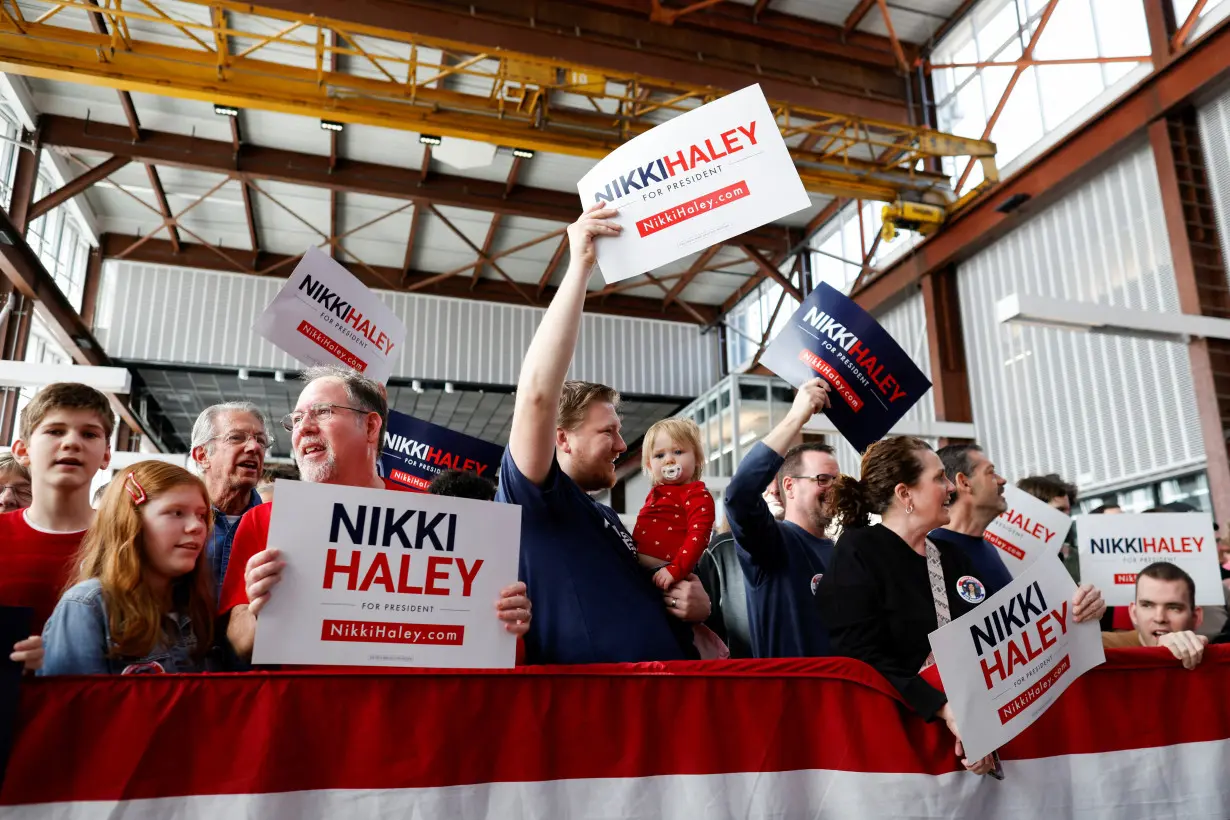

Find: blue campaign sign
<box><xmin>380</xmin><ymin>410</ymin><xmax>505</xmax><ymax>493</ymax></box>
<box><xmin>760</xmin><ymin>282</ymin><xmax>932</xmax><ymax>452</ymax></box>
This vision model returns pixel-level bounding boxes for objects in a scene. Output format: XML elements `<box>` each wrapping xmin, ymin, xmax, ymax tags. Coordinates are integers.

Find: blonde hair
<box><xmin>641</xmin><ymin>418</ymin><xmax>704</xmax><ymax>483</ymax></box>
<box><xmin>70</xmin><ymin>461</ymin><xmax>215</xmax><ymax>660</ymax></box>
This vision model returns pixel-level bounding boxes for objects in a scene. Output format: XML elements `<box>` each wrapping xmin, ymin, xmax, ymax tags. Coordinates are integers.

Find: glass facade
<box><xmin>0</xmin><ymin>101</ymin><xmax>93</xmax><ymax>442</ymax></box>
<box><xmin>931</xmin><ymin>0</ymin><xmax>1151</xmax><ymax>192</ymax></box>
<box><xmin>1077</xmin><ymin>472</ymin><xmax>1212</xmax><ymax>514</ymax></box>
<box><xmin>674</xmin><ymin>374</ymin><xmax>796</xmax><ymax>480</ymax></box>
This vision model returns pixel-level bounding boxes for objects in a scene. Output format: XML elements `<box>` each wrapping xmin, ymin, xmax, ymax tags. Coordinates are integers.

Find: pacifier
<box><xmin>661</xmin><ymin>464</ymin><xmax>682</xmax><ymax>481</ymax></box>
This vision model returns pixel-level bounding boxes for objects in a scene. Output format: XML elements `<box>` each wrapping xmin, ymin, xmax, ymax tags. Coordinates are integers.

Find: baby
<box><xmin>633</xmin><ymin>418</ymin><xmax>716</xmax><ymax>591</ymax></box>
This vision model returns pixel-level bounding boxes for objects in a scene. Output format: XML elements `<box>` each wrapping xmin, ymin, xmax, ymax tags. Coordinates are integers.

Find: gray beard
<box><xmin>297</xmin><ymin>451</ymin><xmax>337</xmax><ymax>484</ymax></box>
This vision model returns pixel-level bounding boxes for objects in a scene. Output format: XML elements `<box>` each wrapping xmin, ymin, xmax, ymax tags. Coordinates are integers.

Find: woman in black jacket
<box><xmin>815</xmin><ymin>436</ymin><xmax>996</xmax><ymax>776</ymax></box>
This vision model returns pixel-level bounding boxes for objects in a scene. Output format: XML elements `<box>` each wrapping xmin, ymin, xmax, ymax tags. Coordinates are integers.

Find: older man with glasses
<box><xmin>0</xmin><ymin>452</ymin><xmax>32</xmax><ymax>514</ymax></box>
<box><xmin>190</xmin><ymin>401</ymin><xmax>272</xmax><ymax>594</ymax></box>
<box><xmin>722</xmin><ymin>378</ymin><xmax>838</xmax><ymax>658</ymax></box>
<box><xmin>218</xmin><ymin>365</ymin><xmax>530</xmax><ymax>665</ymax></box>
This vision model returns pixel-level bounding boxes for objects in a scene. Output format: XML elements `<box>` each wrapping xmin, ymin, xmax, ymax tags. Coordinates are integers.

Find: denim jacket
<box><xmin>208</xmin><ymin>489</ymin><xmax>264</xmax><ymax>601</ymax></box>
<box><xmin>39</xmin><ymin>579</ymin><xmax>210</xmax><ymax>675</ymax></box>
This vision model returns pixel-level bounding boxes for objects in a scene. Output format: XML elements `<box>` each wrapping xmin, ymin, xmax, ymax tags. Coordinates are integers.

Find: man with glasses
<box><xmin>0</xmin><ymin>452</ymin><xmax>32</xmax><ymax>514</ymax></box>
<box><xmin>190</xmin><ymin>401</ymin><xmax>272</xmax><ymax>593</ymax></box>
<box><xmin>219</xmin><ymin>366</ymin><xmax>531</xmax><ymax>664</ymax></box>
<box><xmin>723</xmin><ymin>378</ymin><xmax>837</xmax><ymax>658</ymax></box>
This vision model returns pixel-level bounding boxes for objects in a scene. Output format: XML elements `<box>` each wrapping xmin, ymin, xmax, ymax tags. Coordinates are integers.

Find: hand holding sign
<box><xmin>569</xmin><ymin>202</ymin><xmax>623</xmax><ymax>273</ymax></box>
<box><xmin>576</xmin><ymin>85</ymin><xmax>809</xmax><ymax>283</ymax></box>
<box><xmin>788</xmin><ymin>378</ymin><xmax>832</xmax><ymax>422</ymax></box>
<box><xmin>761</xmin><ymin>283</ymin><xmax>931</xmax><ymax>453</ymax></box>
<box><xmin>245</xmin><ymin>548</ymin><xmax>285</xmax><ymax>617</ymax></box>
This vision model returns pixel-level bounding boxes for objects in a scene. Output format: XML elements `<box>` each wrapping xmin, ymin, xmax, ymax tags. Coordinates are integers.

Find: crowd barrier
<box><xmin>1</xmin><ymin>648</ymin><xmax>1228</xmax><ymax>819</ymax></box>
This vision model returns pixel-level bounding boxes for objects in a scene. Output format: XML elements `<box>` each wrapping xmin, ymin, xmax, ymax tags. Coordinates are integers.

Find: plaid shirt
<box><xmin>207</xmin><ymin>489</ymin><xmax>264</xmax><ymax>604</ymax></box>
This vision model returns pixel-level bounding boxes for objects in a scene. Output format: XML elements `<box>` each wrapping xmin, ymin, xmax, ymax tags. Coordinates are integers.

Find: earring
<box><xmin>906</xmin><ymin>504</ymin><xmax>914</xmax><ymax>515</ymax></box>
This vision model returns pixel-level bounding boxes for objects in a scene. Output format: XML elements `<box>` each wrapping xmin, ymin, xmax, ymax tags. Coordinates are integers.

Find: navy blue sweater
<box><xmin>724</xmin><ymin>442</ymin><xmax>833</xmax><ymax>658</ymax></box>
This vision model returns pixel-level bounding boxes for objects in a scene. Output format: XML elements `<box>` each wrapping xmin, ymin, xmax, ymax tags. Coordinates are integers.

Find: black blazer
<box><xmin>815</xmin><ymin>523</ymin><xmax>984</xmax><ymax>718</ymax></box>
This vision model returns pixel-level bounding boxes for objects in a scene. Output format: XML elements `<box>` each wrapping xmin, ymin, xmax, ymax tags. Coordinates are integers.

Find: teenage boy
<box><xmin>0</xmin><ymin>383</ymin><xmax>114</xmax><ymax>670</ymax></box>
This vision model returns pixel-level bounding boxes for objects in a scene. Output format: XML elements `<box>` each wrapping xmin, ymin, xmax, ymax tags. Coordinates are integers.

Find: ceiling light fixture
<box><xmin>419</xmin><ymin>134</ymin><xmax>442</xmax><ymax>146</ymax></box>
<box><xmin>274</xmin><ymin>370</ymin><xmax>286</xmax><ymax>383</ymax></box>
<box><xmin>444</xmin><ymin>382</ymin><xmax>455</xmax><ymax>394</ymax></box>
<box><xmin>411</xmin><ymin>379</ymin><xmax>423</xmax><ymax>393</ymax></box>
<box><xmin>320</xmin><ymin>120</ymin><xmax>344</xmax><ymax>133</ymax></box>
<box><xmin>213</xmin><ymin>104</ymin><xmax>239</xmax><ymax>117</ymax></box>
<box><xmin>511</xmin><ymin>148</ymin><xmax>535</xmax><ymax>160</ymax></box>
<box><xmin>238</xmin><ymin>368</ymin><xmax>250</xmax><ymax>381</ymax></box>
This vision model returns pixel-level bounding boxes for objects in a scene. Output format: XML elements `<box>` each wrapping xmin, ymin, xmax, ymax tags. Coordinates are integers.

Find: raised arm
<box><xmin>507</xmin><ymin>203</ymin><xmax>622</xmax><ymax>486</ymax></box>
<box><xmin>724</xmin><ymin>380</ymin><xmax>829</xmax><ymax>568</ymax></box>
<box><xmin>761</xmin><ymin>378</ymin><xmax>829</xmax><ymax>456</ymax></box>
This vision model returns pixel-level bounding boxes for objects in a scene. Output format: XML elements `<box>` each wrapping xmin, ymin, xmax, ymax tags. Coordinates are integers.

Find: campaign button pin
<box><xmin>811</xmin><ymin>573</ymin><xmax>824</xmax><ymax>595</ymax></box>
<box><xmin>956</xmin><ymin>575</ymin><xmax>985</xmax><ymax>605</ymax></box>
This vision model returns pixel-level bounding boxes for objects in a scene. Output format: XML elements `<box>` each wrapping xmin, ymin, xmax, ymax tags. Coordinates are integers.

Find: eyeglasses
<box><xmin>0</xmin><ymin>484</ymin><xmax>31</xmax><ymax>501</ymax></box>
<box><xmin>211</xmin><ymin>431</ymin><xmax>271</xmax><ymax>450</ymax></box>
<box><xmin>280</xmin><ymin>403</ymin><xmax>371</xmax><ymax>432</ymax></box>
<box><xmin>789</xmin><ymin>473</ymin><xmax>838</xmax><ymax>487</ymax></box>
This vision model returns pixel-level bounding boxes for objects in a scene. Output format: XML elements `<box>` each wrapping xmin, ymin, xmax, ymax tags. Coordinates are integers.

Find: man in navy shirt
<box><xmin>496</xmin><ymin>203</ymin><xmax>710</xmax><ymax>665</ymax></box>
<box><xmin>930</xmin><ymin>443</ymin><xmax>1014</xmax><ymax>596</ymax></box>
<box><xmin>725</xmin><ymin>378</ymin><xmax>836</xmax><ymax>658</ymax></box>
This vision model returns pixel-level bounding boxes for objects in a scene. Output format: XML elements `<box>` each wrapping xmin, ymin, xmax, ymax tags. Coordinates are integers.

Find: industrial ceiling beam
<box><xmin>538</xmin><ymin>235</ymin><xmax>571</xmax><ymax>298</ymax></box>
<box><xmin>843</xmin><ymin>0</ymin><xmax>876</xmax><ymax>36</ymax></box>
<box><xmin>39</xmin><ymin>115</ymin><xmax>795</xmax><ymax>252</ymax></box>
<box><xmin>663</xmin><ymin>245</ymin><xmax>722</xmax><ymax>308</ymax></box>
<box><xmin>585</xmin><ymin>0</ymin><xmax>914</xmax><ymax>70</ymax></box>
<box><xmin>0</xmin><ymin>2</ymin><xmax>993</xmax><ymax>204</ymax></box>
<box><xmin>28</xmin><ymin>156</ymin><xmax>131</xmax><ymax>223</ymax></box>
<box><xmin>470</xmin><ymin>158</ymin><xmax>523</xmax><ymax>288</ymax></box>
<box><xmin>100</xmin><ymin>233</ymin><xmax>717</xmax><ymax>325</ymax></box>
<box><xmin>239</xmin><ymin>0</ymin><xmax>910</xmax><ymax>115</ymax></box>
<box><xmin>852</xmin><ymin>14</ymin><xmax>1230</xmax><ymax>314</ymax></box>
<box><xmin>0</xmin><ymin>207</ymin><xmax>167</xmax><ymax>448</ymax></box>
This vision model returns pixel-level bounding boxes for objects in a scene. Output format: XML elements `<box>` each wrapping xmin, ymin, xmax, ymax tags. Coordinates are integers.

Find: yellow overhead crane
<box><xmin>0</xmin><ymin>0</ymin><xmax>998</xmax><ymax>237</ymax></box>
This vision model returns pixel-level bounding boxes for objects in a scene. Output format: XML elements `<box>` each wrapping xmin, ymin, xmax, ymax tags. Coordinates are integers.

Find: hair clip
<box><xmin>124</xmin><ymin>472</ymin><xmax>147</xmax><ymax>505</ymax></box>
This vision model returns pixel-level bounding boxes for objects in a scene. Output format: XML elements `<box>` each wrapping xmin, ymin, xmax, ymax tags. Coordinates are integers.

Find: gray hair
<box><xmin>301</xmin><ymin>365</ymin><xmax>388</xmax><ymax>444</ymax></box>
<box><xmin>190</xmin><ymin>402</ymin><xmax>271</xmax><ymax>466</ymax></box>
<box><xmin>0</xmin><ymin>451</ymin><xmax>29</xmax><ymax>481</ymax></box>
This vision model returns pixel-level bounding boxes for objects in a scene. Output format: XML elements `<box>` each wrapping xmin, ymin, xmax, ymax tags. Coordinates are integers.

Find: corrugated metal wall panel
<box><xmin>1198</xmin><ymin>86</ymin><xmax>1230</xmax><ymax>288</ymax></box>
<box><xmin>957</xmin><ymin>142</ymin><xmax>1202</xmax><ymax>494</ymax></box>
<box><xmin>96</xmin><ymin>261</ymin><xmax>720</xmax><ymax>397</ymax></box>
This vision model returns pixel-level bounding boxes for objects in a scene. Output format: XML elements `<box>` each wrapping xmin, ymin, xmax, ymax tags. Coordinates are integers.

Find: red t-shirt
<box><xmin>0</xmin><ymin>509</ymin><xmax>88</xmax><ymax>633</ymax></box>
<box><xmin>632</xmin><ymin>481</ymin><xmax>716</xmax><ymax>581</ymax></box>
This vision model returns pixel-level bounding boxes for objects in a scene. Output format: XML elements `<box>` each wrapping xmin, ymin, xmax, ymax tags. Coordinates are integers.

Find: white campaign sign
<box><xmin>252</xmin><ymin>481</ymin><xmax>521</xmax><ymax>669</ymax></box>
<box><xmin>929</xmin><ymin>555</ymin><xmax>1105</xmax><ymax>761</ymax></box>
<box><xmin>254</xmin><ymin>246</ymin><xmax>407</xmax><ymax>384</ymax></box>
<box><xmin>1075</xmin><ymin>512</ymin><xmax>1221</xmax><ymax>606</ymax></box>
<box><xmin>983</xmin><ymin>485</ymin><xmax>1072</xmax><ymax>578</ymax></box>
<box><xmin>577</xmin><ymin>84</ymin><xmax>810</xmax><ymax>283</ymax></box>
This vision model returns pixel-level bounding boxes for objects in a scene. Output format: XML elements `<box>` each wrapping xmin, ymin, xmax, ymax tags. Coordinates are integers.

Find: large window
<box><xmin>0</xmin><ymin>108</ymin><xmax>21</xmax><ymax>212</ymax></box>
<box><xmin>724</xmin><ymin>278</ymin><xmax>799</xmax><ymax>372</ymax></box>
<box><xmin>1078</xmin><ymin>472</ymin><xmax>1212</xmax><ymax>514</ymax></box>
<box><xmin>26</xmin><ymin>166</ymin><xmax>91</xmax><ymax>312</ymax></box>
<box><xmin>931</xmin><ymin>0</ymin><xmax>1151</xmax><ymax>194</ymax></box>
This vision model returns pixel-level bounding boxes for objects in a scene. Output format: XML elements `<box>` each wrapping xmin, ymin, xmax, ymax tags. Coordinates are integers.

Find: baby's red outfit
<box><xmin>632</xmin><ymin>481</ymin><xmax>715</xmax><ymax>581</ymax></box>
